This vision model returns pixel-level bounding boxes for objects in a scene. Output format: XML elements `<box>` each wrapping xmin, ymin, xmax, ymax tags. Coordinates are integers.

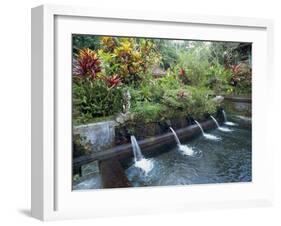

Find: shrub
<box><xmin>205</xmin><ymin>63</ymin><xmax>233</xmax><ymax>95</ymax></box>
<box><xmin>230</xmin><ymin>63</ymin><xmax>252</xmax><ymax>95</ymax></box>
<box><xmin>98</xmin><ymin>37</ymin><xmax>161</xmax><ymax>84</ymax></box>
<box><xmin>73</xmin><ymin>78</ymin><xmax>124</xmax><ymax>124</ymax></box>
<box><xmin>188</xmin><ymin>87</ymin><xmax>217</xmax><ymax>118</ymax></box>
<box><xmin>73</xmin><ymin>48</ymin><xmax>101</xmax><ymax>78</ymax></box>
<box><xmin>131</xmin><ymin>102</ymin><xmax>164</xmax><ymax>123</ymax></box>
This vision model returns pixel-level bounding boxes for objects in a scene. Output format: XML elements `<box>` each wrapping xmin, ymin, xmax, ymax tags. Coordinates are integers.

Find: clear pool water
<box><xmin>124</xmin><ymin>124</ymin><xmax>252</xmax><ymax>187</ymax></box>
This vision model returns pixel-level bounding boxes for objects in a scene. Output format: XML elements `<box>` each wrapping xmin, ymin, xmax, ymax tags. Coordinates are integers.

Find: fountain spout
<box><xmin>194</xmin><ymin>120</ymin><xmax>221</xmax><ymax>141</ymax></box>
<box><xmin>130</xmin><ymin>135</ymin><xmax>144</xmax><ymax>162</ymax></box>
<box><xmin>210</xmin><ymin>116</ymin><xmax>220</xmax><ymax>128</ymax></box>
<box><xmin>222</xmin><ymin>110</ymin><xmax>237</xmax><ymax>126</ymax></box>
<box><xmin>130</xmin><ymin>136</ymin><xmax>153</xmax><ymax>174</ymax></box>
<box><xmin>210</xmin><ymin>115</ymin><xmax>233</xmax><ymax>132</ymax></box>
<box><xmin>169</xmin><ymin>127</ymin><xmax>181</xmax><ymax>145</ymax></box>
<box><xmin>222</xmin><ymin>109</ymin><xmax>227</xmax><ymax>122</ymax></box>
<box><xmin>194</xmin><ymin>120</ymin><xmax>205</xmax><ymax>135</ymax></box>
<box><xmin>169</xmin><ymin>127</ymin><xmax>195</xmax><ymax>156</ymax></box>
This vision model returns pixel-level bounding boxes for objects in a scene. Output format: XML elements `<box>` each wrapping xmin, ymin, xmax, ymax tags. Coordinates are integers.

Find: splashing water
<box><xmin>210</xmin><ymin>115</ymin><xmax>220</xmax><ymax>128</ymax></box>
<box><xmin>203</xmin><ymin>133</ymin><xmax>221</xmax><ymax>141</ymax></box>
<box><xmin>130</xmin><ymin>136</ymin><xmax>153</xmax><ymax>174</ymax></box>
<box><xmin>210</xmin><ymin>116</ymin><xmax>233</xmax><ymax>132</ymax></box>
<box><xmin>178</xmin><ymin>144</ymin><xmax>196</xmax><ymax>156</ymax></box>
<box><xmin>134</xmin><ymin>158</ymin><xmax>154</xmax><ymax>175</ymax></box>
<box><xmin>169</xmin><ymin>127</ymin><xmax>181</xmax><ymax>146</ymax></box>
<box><xmin>194</xmin><ymin>120</ymin><xmax>221</xmax><ymax>141</ymax></box>
<box><xmin>222</xmin><ymin>110</ymin><xmax>237</xmax><ymax>126</ymax></box>
<box><xmin>218</xmin><ymin>127</ymin><xmax>233</xmax><ymax>132</ymax></box>
<box><xmin>169</xmin><ymin>127</ymin><xmax>195</xmax><ymax>156</ymax></box>
<box><xmin>131</xmin><ymin>135</ymin><xmax>143</xmax><ymax>162</ymax></box>
<box><xmin>224</xmin><ymin>121</ymin><xmax>237</xmax><ymax>126</ymax></box>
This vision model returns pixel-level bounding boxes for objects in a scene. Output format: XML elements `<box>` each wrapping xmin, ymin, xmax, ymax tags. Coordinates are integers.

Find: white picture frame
<box><xmin>31</xmin><ymin>4</ymin><xmax>274</xmax><ymax>221</ymax></box>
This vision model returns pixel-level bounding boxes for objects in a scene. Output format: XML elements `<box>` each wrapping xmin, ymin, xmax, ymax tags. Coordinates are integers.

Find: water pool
<box><xmin>124</xmin><ymin>124</ymin><xmax>252</xmax><ymax>187</ymax></box>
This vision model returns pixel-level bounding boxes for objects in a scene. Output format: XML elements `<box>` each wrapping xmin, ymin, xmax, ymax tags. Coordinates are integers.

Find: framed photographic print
<box><xmin>31</xmin><ymin>4</ymin><xmax>274</xmax><ymax>221</ymax></box>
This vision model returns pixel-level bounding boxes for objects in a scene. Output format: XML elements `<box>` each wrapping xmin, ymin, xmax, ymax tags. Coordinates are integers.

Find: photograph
<box><xmin>71</xmin><ymin>34</ymin><xmax>252</xmax><ymax>190</ymax></box>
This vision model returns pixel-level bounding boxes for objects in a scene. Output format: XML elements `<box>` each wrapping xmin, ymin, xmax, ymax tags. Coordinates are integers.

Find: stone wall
<box><xmin>223</xmin><ymin>96</ymin><xmax>252</xmax><ymax>117</ymax></box>
<box><xmin>73</xmin><ymin>120</ymin><xmax>116</xmax><ymax>153</ymax></box>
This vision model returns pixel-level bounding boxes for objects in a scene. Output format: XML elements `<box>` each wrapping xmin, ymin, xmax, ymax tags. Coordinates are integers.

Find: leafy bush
<box><xmin>72</xmin><ymin>37</ymin><xmax>251</xmax><ymax>126</ymax></box>
<box><xmin>161</xmin><ymin>87</ymin><xmax>217</xmax><ymax>119</ymax></box>
<box><xmin>73</xmin><ymin>48</ymin><xmax>101</xmax><ymax>78</ymax></box>
<box><xmin>230</xmin><ymin>63</ymin><xmax>252</xmax><ymax>95</ymax></box>
<box><xmin>205</xmin><ymin>63</ymin><xmax>233</xmax><ymax>95</ymax></box>
<box><xmin>188</xmin><ymin>87</ymin><xmax>217</xmax><ymax>118</ymax></box>
<box><xmin>98</xmin><ymin>37</ymin><xmax>161</xmax><ymax>84</ymax></box>
<box><xmin>131</xmin><ymin>102</ymin><xmax>164</xmax><ymax>123</ymax></box>
<box><xmin>72</xmin><ymin>35</ymin><xmax>101</xmax><ymax>54</ymax></box>
<box><xmin>73</xmin><ymin>78</ymin><xmax>124</xmax><ymax>124</ymax></box>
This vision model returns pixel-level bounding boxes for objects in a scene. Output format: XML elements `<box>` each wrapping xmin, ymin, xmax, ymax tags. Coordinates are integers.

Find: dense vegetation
<box><xmin>72</xmin><ymin>35</ymin><xmax>251</xmax><ymax>125</ymax></box>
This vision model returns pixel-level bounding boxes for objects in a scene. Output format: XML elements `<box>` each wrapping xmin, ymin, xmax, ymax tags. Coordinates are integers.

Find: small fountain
<box><xmin>222</xmin><ymin>110</ymin><xmax>237</xmax><ymax>126</ymax></box>
<box><xmin>169</xmin><ymin>127</ymin><xmax>194</xmax><ymax>156</ymax></box>
<box><xmin>130</xmin><ymin>136</ymin><xmax>153</xmax><ymax>174</ymax></box>
<box><xmin>194</xmin><ymin>120</ymin><xmax>221</xmax><ymax>141</ymax></box>
<box><xmin>210</xmin><ymin>116</ymin><xmax>232</xmax><ymax>132</ymax></box>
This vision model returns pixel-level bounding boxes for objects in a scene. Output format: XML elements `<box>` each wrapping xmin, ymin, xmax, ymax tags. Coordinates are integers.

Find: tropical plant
<box><xmin>229</xmin><ymin>62</ymin><xmax>252</xmax><ymax>95</ymax></box>
<box><xmin>72</xmin><ymin>37</ymin><xmax>251</xmax><ymax>126</ymax></box>
<box><xmin>205</xmin><ymin>63</ymin><xmax>233</xmax><ymax>95</ymax></box>
<box><xmin>72</xmin><ymin>34</ymin><xmax>101</xmax><ymax>54</ymax></box>
<box><xmin>98</xmin><ymin>37</ymin><xmax>161</xmax><ymax>84</ymax></box>
<box><xmin>72</xmin><ymin>78</ymin><xmax>124</xmax><ymax>124</ymax></box>
<box><xmin>73</xmin><ymin>48</ymin><xmax>101</xmax><ymax>78</ymax></box>
<box><xmin>131</xmin><ymin>102</ymin><xmax>165</xmax><ymax>123</ymax></box>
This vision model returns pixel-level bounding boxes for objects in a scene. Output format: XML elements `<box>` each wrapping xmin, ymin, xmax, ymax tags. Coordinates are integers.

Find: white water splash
<box><xmin>194</xmin><ymin>120</ymin><xmax>221</xmax><ymax>141</ymax></box>
<box><xmin>219</xmin><ymin>126</ymin><xmax>233</xmax><ymax>132</ymax></box>
<box><xmin>203</xmin><ymin>133</ymin><xmax>221</xmax><ymax>141</ymax></box>
<box><xmin>222</xmin><ymin>110</ymin><xmax>237</xmax><ymax>126</ymax></box>
<box><xmin>224</xmin><ymin>121</ymin><xmax>237</xmax><ymax>126</ymax></box>
<box><xmin>130</xmin><ymin>135</ymin><xmax>154</xmax><ymax>174</ymax></box>
<box><xmin>210</xmin><ymin>115</ymin><xmax>233</xmax><ymax>132</ymax></box>
<box><xmin>134</xmin><ymin>158</ymin><xmax>154</xmax><ymax>175</ymax></box>
<box><xmin>178</xmin><ymin>144</ymin><xmax>195</xmax><ymax>156</ymax></box>
<box><xmin>169</xmin><ymin>127</ymin><xmax>195</xmax><ymax>156</ymax></box>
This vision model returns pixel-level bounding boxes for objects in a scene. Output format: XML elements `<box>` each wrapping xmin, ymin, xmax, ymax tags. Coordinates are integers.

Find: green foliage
<box><xmin>230</xmin><ymin>63</ymin><xmax>252</xmax><ymax>95</ymax></box>
<box><xmin>73</xmin><ymin>78</ymin><xmax>124</xmax><ymax>124</ymax></box>
<box><xmin>153</xmin><ymin>39</ymin><xmax>180</xmax><ymax>69</ymax></box>
<box><xmin>209</xmin><ymin>42</ymin><xmax>240</xmax><ymax>67</ymax></box>
<box><xmin>129</xmin><ymin>79</ymin><xmax>217</xmax><ymax>122</ymax></box>
<box><xmin>131</xmin><ymin>102</ymin><xmax>165</xmax><ymax>123</ymax></box>
<box><xmin>187</xmin><ymin>87</ymin><xmax>217</xmax><ymax>118</ymax></box>
<box><xmin>98</xmin><ymin>37</ymin><xmax>161</xmax><ymax>85</ymax></box>
<box><xmin>72</xmin><ymin>36</ymin><xmax>251</xmax><ymax>125</ymax></box>
<box><xmin>205</xmin><ymin>63</ymin><xmax>234</xmax><ymax>94</ymax></box>
<box><xmin>160</xmin><ymin>87</ymin><xmax>217</xmax><ymax>119</ymax></box>
<box><xmin>72</xmin><ymin>34</ymin><xmax>101</xmax><ymax>54</ymax></box>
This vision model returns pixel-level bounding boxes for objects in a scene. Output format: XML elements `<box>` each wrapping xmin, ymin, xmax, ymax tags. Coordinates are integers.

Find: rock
<box><xmin>73</xmin><ymin>120</ymin><xmax>116</xmax><ymax>153</ymax></box>
<box><xmin>212</xmin><ymin>95</ymin><xmax>224</xmax><ymax>104</ymax></box>
<box><xmin>116</xmin><ymin>115</ymin><xmax>125</xmax><ymax>124</ymax></box>
<box><xmin>115</xmin><ymin>112</ymin><xmax>132</xmax><ymax>125</ymax></box>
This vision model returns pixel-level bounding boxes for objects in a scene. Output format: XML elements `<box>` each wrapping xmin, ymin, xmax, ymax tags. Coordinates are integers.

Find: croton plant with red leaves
<box><xmin>178</xmin><ymin>67</ymin><xmax>191</xmax><ymax>85</ymax></box>
<box><xmin>230</xmin><ymin>64</ymin><xmax>242</xmax><ymax>85</ymax></box>
<box><xmin>230</xmin><ymin>64</ymin><xmax>241</xmax><ymax>75</ymax></box>
<box><xmin>74</xmin><ymin>48</ymin><xmax>101</xmax><ymax>78</ymax></box>
<box><xmin>178</xmin><ymin>67</ymin><xmax>186</xmax><ymax>77</ymax></box>
<box><xmin>104</xmin><ymin>74</ymin><xmax>122</xmax><ymax>88</ymax></box>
